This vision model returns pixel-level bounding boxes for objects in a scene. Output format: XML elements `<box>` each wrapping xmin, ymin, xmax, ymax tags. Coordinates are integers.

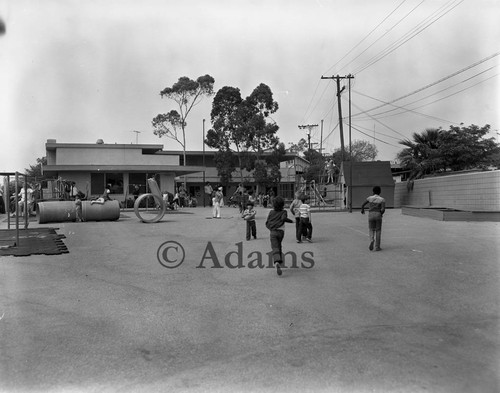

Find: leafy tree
<box><xmin>397</xmin><ymin>128</ymin><xmax>443</xmax><ymax>179</ymax></box>
<box><xmin>252</xmin><ymin>142</ymin><xmax>285</xmax><ymax>190</ymax></box>
<box><xmin>302</xmin><ymin>149</ymin><xmax>325</xmax><ymax>183</ymax></box>
<box><xmin>288</xmin><ymin>138</ymin><xmax>308</xmax><ymax>154</ymax></box>
<box><xmin>331</xmin><ymin>140</ymin><xmax>378</xmax><ymax>168</ymax></box>
<box><xmin>246</xmin><ymin>83</ymin><xmax>280</xmax><ymax>157</ymax></box>
<box><xmin>25</xmin><ymin>156</ymin><xmax>48</xmax><ymax>182</ymax></box>
<box><xmin>213</xmin><ymin>150</ymin><xmax>237</xmax><ymax>186</ymax></box>
<box><xmin>152</xmin><ymin>74</ymin><xmax>215</xmax><ymax>165</ymax></box>
<box><xmin>439</xmin><ymin>124</ymin><xmax>498</xmax><ymax>171</ymax></box>
<box><xmin>396</xmin><ymin>124</ymin><xmax>499</xmax><ymax>179</ymax></box>
<box><xmin>205</xmin><ymin>83</ymin><xmax>281</xmax><ymax>186</ymax></box>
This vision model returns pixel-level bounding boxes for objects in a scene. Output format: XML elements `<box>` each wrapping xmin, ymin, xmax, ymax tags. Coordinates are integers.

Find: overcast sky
<box><xmin>0</xmin><ymin>0</ymin><xmax>498</xmax><ymax>172</ymax></box>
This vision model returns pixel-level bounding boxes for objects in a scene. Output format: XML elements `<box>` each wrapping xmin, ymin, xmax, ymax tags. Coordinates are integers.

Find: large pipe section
<box><xmin>38</xmin><ymin>200</ymin><xmax>120</xmax><ymax>224</ymax></box>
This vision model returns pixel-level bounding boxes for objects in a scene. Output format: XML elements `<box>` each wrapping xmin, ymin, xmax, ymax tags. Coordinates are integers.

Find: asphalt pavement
<box><xmin>0</xmin><ymin>206</ymin><xmax>499</xmax><ymax>392</ymax></box>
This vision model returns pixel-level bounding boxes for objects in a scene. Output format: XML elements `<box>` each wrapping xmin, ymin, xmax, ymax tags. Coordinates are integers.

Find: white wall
<box><xmin>394</xmin><ymin>170</ymin><xmax>500</xmax><ymax>211</ymax></box>
<box><xmin>56</xmin><ymin>147</ymin><xmax>178</xmax><ymax>166</ymax></box>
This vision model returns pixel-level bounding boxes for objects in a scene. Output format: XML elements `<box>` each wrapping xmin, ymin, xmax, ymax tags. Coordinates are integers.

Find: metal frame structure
<box><xmin>1</xmin><ymin>171</ymin><xmax>29</xmax><ymax>247</ymax></box>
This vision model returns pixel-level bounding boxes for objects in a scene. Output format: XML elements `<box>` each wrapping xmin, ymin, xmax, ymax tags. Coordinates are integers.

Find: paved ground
<box><xmin>0</xmin><ymin>206</ymin><xmax>499</xmax><ymax>392</ymax></box>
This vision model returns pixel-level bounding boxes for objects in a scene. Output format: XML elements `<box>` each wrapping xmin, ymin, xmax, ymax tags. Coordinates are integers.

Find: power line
<box><xmin>320</xmin><ymin>92</ymin><xmax>338</xmax><ymax>121</ymax></box>
<box><xmin>348</xmin><ymin>121</ymin><xmax>402</xmax><ymax>141</ymax></box>
<box><xmin>350</xmin><ymin>99</ymin><xmax>408</xmax><ymax>139</ymax></box>
<box><xmin>300</xmin><ymin>78</ymin><xmax>323</xmax><ymax>124</ymax></box>
<box><xmin>322</xmin><ymin>0</ymin><xmax>408</xmax><ymax>76</ymax></box>
<box><xmin>353</xmin><ymin>0</ymin><xmax>465</xmax><ymax>74</ymax></box>
<box><xmin>321</xmin><ymin>75</ymin><xmax>354</xmax><ymax>161</ymax></box>
<box><xmin>347</xmin><ymin>123</ymin><xmax>400</xmax><ymax>148</ymax></box>
<box><xmin>341</xmin><ymin>0</ymin><xmax>425</xmax><ymax>73</ymax></box>
<box><xmin>351</xmin><ymin>90</ymin><xmax>460</xmax><ymax>125</ymax></box>
<box><xmin>352</xmin><ymin>52</ymin><xmax>500</xmax><ymax>116</ymax></box>
<box><xmin>298</xmin><ymin>124</ymin><xmax>319</xmax><ymax>150</ymax></box>
<box><xmin>353</xmin><ymin>65</ymin><xmax>497</xmax><ymax>122</ymax></box>
<box><xmin>398</xmin><ymin>72</ymin><xmax>500</xmax><ymax>113</ymax></box>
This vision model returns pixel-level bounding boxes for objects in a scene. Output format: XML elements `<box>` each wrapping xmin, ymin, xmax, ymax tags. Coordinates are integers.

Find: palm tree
<box><xmin>397</xmin><ymin>128</ymin><xmax>444</xmax><ymax>180</ymax></box>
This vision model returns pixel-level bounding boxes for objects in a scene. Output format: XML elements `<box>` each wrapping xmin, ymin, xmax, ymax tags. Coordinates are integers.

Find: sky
<box><xmin>0</xmin><ymin>0</ymin><xmax>499</xmax><ymax>172</ymax></box>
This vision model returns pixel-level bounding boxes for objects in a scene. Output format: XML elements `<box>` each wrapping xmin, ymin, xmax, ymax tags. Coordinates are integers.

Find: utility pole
<box><xmin>298</xmin><ymin>124</ymin><xmax>318</xmax><ymax>151</ymax></box>
<box><xmin>320</xmin><ymin>75</ymin><xmax>354</xmax><ymax>162</ymax></box>
<box><xmin>202</xmin><ymin>119</ymin><xmax>206</xmax><ymax>207</ymax></box>
<box><xmin>348</xmin><ymin>75</ymin><xmax>353</xmax><ymax>213</ymax></box>
<box><xmin>320</xmin><ymin>119</ymin><xmax>324</xmax><ymax>155</ymax></box>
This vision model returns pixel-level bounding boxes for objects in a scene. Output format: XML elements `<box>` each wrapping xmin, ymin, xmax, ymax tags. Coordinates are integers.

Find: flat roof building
<box><xmin>42</xmin><ymin>139</ymin><xmax>308</xmax><ymax>204</ymax></box>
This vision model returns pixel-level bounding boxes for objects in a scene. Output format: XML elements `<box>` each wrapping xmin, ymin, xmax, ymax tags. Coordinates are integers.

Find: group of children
<box><xmin>242</xmin><ymin>186</ymin><xmax>386</xmax><ymax>277</ymax></box>
<box><xmin>239</xmin><ymin>193</ymin><xmax>313</xmax><ymax>276</ymax></box>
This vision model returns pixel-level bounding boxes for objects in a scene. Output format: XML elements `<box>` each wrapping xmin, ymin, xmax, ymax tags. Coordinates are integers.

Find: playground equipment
<box><xmin>134</xmin><ymin>178</ymin><xmax>166</xmax><ymax>223</ymax></box>
<box><xmin>38</xmin><ymin>200</ymin><xmax>120</xmax><ymax>224</ymax></box>
<box><xmin>302</xmin><ymin>180</ymin><xmax>343</xmax><ymax>210</ymax></box>
<box><xmin>1</xmin><ymin>172</ymin><xmax>29</xmax><ymax>247</ymax></box>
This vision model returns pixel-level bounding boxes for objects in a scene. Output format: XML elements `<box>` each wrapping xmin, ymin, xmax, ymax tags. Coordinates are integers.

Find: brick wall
<box><xmin>394</xmin><ymin>170</ymin><xmax>500</xmax><ymax>211</ymax></box>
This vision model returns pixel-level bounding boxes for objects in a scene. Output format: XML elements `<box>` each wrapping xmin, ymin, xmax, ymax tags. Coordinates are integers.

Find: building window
<box><xmin>128</xmin><ymin>173</ymin><xmax>160</xmax><ymax>194</ymax></box>
<box><xmin>277</xmin><ymin>183</ymin><xmax>294</xmax><ymax>200</ymax></box>
<box><xmin>90</xmin><ymin>173</ymin><xmax>105</xmax><ymax>195</ymax></box>
<box><xmin>90</xmin><ymin>173</ymin><xmax>123</xmax><ymax>195</ymax></box>
<box><xmin>106</xmin><ymin>173</ymin><xmax>123</xmax><ymax>194</ymax></box>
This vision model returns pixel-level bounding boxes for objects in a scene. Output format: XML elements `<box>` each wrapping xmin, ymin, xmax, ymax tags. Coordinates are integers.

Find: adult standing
<box><xmin>290</xmin><ymin>191</ymin><xmax>304</xmax><ymax>243</ymax></box>
<box><xmin>204</xmin><ymin>181</ymin><xmax>213</xmax><ymax>207</ymax></box>
<box><xmin>0</xmin><ymin>181</ymin><xmax>5</xmax><ymax>214</ymax></box>
<box><xmin>69</xmin><ymin>182</ymin><xmax>80</xmax><ymax>199</ymax></box>
<box><xmin>361</xmin><ymin>186</ymin><xmax>386</xmax><ymax>251</ymax></box>
<box><xmin>268</xmin><ymin>188</ymin><xmax>275</xmax><ymax>207</ymax></box>
<box><xmin>16</xmin><ymin>183</ymin><xmax>34</xmax><ymax>217</ymax></box>
<box><xmin>178</xmin><ymin>184</ymin><xmax>187</xmax><ymax>208</ymax></box>
<box><xmin>234</xmin><ymin>183</ymin><xmax>245</xmax><ymax>212</ymax></box>
<box><xmin>212</xmin><ymin>186</ymin><xmax>223</xmax><ymax>218</ymax></box>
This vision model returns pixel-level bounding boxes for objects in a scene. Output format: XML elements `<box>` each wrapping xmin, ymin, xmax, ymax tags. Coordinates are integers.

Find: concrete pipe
<box><xmin>38</xmin><ymin>200</ymin><xmax>120</xmax><ymax>224</ymax></box>
<box><xmin>134</xmin><ymin>193</ymin><xmax>165</xmax><ymax>223</ymax></box>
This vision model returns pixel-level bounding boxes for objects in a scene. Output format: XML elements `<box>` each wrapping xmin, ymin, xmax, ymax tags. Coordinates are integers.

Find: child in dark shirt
<box><xmin>265</xmin><ymin>196</ymin><xmax>293</xmax><ymax>276</ymax></box>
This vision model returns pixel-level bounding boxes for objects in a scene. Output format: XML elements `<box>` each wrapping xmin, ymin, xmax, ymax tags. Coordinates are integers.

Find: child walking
<box><xmin>265</xmin><ymin>196</ymin><xmax>293</xmax><ymax>276</ymax></box>
<box><xmin>75</xmin><ymin>195</ymin><xmax>84</xmax><ymax>222</ymax></box>
<box><xmin>242</xmin><ymin>201</ymin><xmax>257</xmax><ymax>240</ymax></box>
<box><xmin>298</xmin><ymin>197</ymin><xmax>313</xmax><ymax>243</ymax></box>
<box><xmin>361</xmin><ymin>186</ymin><xmax>386</xmax><ymax>251</ymax></box>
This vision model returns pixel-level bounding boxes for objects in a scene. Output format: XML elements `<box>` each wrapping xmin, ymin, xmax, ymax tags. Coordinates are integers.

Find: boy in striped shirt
<box><xmin>298</xmin><ymin>197</ymin><xmax>313</xmax><ymax>243</ymax></box>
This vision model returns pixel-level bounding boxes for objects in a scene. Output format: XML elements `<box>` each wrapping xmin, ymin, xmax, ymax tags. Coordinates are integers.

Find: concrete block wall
<box><xmin>394</xmin><ymin>170</ymin><xmax>500</xmax><ymax>211</ymax></box>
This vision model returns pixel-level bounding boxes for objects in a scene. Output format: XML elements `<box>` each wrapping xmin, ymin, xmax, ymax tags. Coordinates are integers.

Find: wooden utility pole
<box><xmin>202</xmin><ymin>119</ymin><xmax>206</xmax><ymax>207</ymax></box>
<box><xmin>320</xmin><ymin>119</ymin><xmax>324</xmax><ymax>154</ymax></box>
<box><xmin>320</xmin><ymin>75</ymin><xmax>354</xmax><ymax>162</ymax></box>
<box><xmin>298</xmin><ymin>124</ymin><xmax>318</xmax><ymax>151</ymax></box>
<box><xmin>348</xmin><ymin>75</ymin><xmax>353</xmax><ymax>213</ymax></box>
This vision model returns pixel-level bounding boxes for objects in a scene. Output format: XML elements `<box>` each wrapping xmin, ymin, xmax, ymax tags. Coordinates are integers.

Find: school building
<box><xmin>41</xmin><ymin>139</ymin><xmax>309</xmax><ymax>205</ymax></box>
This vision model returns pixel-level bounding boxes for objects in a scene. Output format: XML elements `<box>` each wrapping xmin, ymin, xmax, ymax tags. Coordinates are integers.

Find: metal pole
<box><xmin>14</xmin><ymin>172</ymin><xmax>19</xmax><ymax>246</ymax></box>
<box><xmin>336</xmin><ymin>76</ymin><xmax>345</xmax><ymax>163</ymax></box>
<box><xmin>348</xmin><ymin>76</ymin><xmax>353</xmax><ymax>213</ymax></box>
<box><xmin>320</xmin><ymin>119</ymin><xmax>324</xmax><ymax>155</ymax></box>
<box><xmin>203</xmin><ymin>119</ymin><xmax>206</xmax><ymax>207</ymax></box>
<box><xmin>6</xmin><ymin>175</ymin><xmax>10</xmax><ymax>229</ymax></box>
<box><xmin>24</xmin><ymin>174</ymin><xmax>28</xmax><ymax>228</ymax></box>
